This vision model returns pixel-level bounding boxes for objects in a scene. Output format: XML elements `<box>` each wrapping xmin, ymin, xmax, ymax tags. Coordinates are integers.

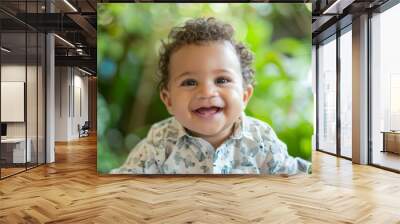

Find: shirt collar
<box><xmin>169</xmin><ymin>112</ymin><xmax>247</xmax><ymax>141</ymax></box>
<box><xmin>230</xmin><ymin>112</ymin><xmax>246</xmax><ymax>140</ymax></box>
<box><xmin>169</xmin><ymin>117</ymin><xmax>190</xmax><ymax>140</ymax></box>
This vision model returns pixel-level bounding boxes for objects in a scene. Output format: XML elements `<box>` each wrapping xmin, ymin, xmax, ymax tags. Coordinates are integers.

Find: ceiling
<box><xmin>312</xmin><ymin>0</ymin><xmax>390</xmax><ymax>44</ymax></box>
<box><xmin>1</xmin><ymin>0</ymin><xmax>396</xmax><ymax>74</ymax></box>
<box><xmin>0</xmin><ymin>0</ymin><xmax>97</xmax><ymax>75</ymax></box>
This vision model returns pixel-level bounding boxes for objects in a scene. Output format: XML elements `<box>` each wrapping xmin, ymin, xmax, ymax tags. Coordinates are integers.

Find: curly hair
<box><xmin>158</xmin><ymin>17</ymin><xmax>255</xmax><ymax>90</ymax></box>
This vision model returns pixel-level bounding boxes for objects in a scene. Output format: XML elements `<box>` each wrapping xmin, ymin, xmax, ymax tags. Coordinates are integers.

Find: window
<box><xmin>371</xmin><ymin>3</ymin><xmax>400</xmax><ymax>171</ymax></box>
<box><xmin>0</xmin><ymin>1</ymin><xmax>46</xmax><ymax>179</ymax></box>
<box><xmin>317</xmin><ymin>36</ymin><xmax>337</xmax><ymax>154</ymax></box>
<box><xmin>339</xmin><ymin>28</ymin><xmax>352</xmax><ymax>158</ymax></box>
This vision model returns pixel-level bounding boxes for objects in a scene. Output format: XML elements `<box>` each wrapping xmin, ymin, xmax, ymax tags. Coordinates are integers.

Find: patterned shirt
<box><xmin>110</xmin><ymin>114</ymin><xmax>311</xmax><ymax>175</ymax></box>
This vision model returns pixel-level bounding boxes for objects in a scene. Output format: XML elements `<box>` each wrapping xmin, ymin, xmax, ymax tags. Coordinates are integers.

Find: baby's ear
<box><xmin>242</xmin><ymin>84</ymin><xmax>253</xmax><ymax>107</ymax></box>
<box><xmin>160</xmin><ymin>88</ymin><xmax>174</xmax><ymax>115</ymax></box>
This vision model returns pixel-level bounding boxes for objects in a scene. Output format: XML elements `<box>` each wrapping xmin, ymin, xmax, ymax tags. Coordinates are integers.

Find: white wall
<box><xmin>1</xmin><ymin>63</ymin><xmax>46</xmax><ymax>164</ymax></box>
<box><xmin>55</xmin><ymin>67</ymin><xmax>89</xmax><ymax>141</ymax></box>
<box><xmin>1</xmin><ymin>66</ymin><xmax>26</xmax><ymax>135</ymax></box>
<box><xmin>55</xmin><ymin>67</ymin><xmax>68</xmax><ymax>141</ymax></box>
<box><xmin>1</xmin><ymin>65</ymin><xmax>35</xmax><ymax>137</ymax></box>
<box><xmin>1</xmin><ymin>82</ymin><xmax>25</xmax><ymax>122</ymax></box>
<box><xmin>1</xmin><ymin>65</ymin><xmax>26</xmax><ymax>81</ymax></box>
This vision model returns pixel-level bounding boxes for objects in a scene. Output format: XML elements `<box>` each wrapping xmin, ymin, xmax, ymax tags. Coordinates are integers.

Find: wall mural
<box><xmin>98</xmin><ymin>3</ymin><xmax>313</xmax><ymax>175</ymax></box>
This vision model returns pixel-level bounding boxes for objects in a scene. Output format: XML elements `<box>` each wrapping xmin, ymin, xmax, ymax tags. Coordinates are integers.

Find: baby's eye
<box><xmin>181</xmin><ymin>79</ymin><xmax>197</xmax><ymax>86</ymax></box>
<box><xmin>215</xmin><ymin>77</ymin><xmax>231</xmax><ymax>85</ymax></box>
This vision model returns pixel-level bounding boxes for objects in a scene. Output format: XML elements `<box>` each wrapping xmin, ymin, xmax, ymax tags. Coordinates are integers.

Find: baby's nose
<box><xmin>197</xmin><ymin>82</ymin><xmax>218</xmax><ymax>99</ymax></box>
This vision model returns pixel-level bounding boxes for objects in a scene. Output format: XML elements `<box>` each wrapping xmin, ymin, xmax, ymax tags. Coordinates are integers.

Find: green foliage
<box><xmin>97</xmin><ymin>3</ymin><xmax>313</xmax><ymax>173</ymax></box>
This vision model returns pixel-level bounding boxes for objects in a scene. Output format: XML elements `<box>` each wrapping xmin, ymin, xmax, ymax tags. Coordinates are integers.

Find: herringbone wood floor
<box><xmin>1</xmin><ymin>135</ymin><xmax>400</xmax><ymax>224</ymax></box>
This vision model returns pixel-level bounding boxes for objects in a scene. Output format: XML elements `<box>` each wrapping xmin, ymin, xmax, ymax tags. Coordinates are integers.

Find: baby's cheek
<box><xmin>230</xmin><ymin>88</ymin><xmax>245</xmax><ymax>102</ymax></box>
<box><xmin>225</xmin><ymin>91</ymin><xmax>245</xmax><ymax>112</ymax></box>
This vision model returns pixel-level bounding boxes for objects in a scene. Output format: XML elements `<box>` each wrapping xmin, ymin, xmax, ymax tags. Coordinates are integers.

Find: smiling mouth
<box><xmin>193</xmin><ymin>106</ymin><xmax>223</xmax><ymax>118</ymax></box>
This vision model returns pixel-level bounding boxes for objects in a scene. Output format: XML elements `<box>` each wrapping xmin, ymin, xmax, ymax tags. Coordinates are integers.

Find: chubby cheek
<box><xmin>222</xmin><ymin>89</ymin><xmax>246</xmax><ymax>115</ymax></box>
<box><xmin>169</xmin><ymin>92</ymin><xmax>191</xmax><ymax>115</ymax></box>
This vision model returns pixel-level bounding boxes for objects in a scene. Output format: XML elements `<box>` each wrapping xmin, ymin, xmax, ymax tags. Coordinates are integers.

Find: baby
<box><xmin>111</xmin><ymin>17</ymin><xmax>311</xmax><ymax>175</ymax></box>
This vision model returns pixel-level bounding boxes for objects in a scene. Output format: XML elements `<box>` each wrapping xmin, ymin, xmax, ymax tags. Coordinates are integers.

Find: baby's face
<box><xmin>160</xmin><ymin>41</ymin><xmax>253</xmax><ymax>138</ymax></box>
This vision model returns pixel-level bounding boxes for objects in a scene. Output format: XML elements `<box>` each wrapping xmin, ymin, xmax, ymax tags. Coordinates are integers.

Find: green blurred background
<box><xmin>97</xmin><ymin>3</ymin><xmax>313</xmax><ymax>173</ymax></box>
